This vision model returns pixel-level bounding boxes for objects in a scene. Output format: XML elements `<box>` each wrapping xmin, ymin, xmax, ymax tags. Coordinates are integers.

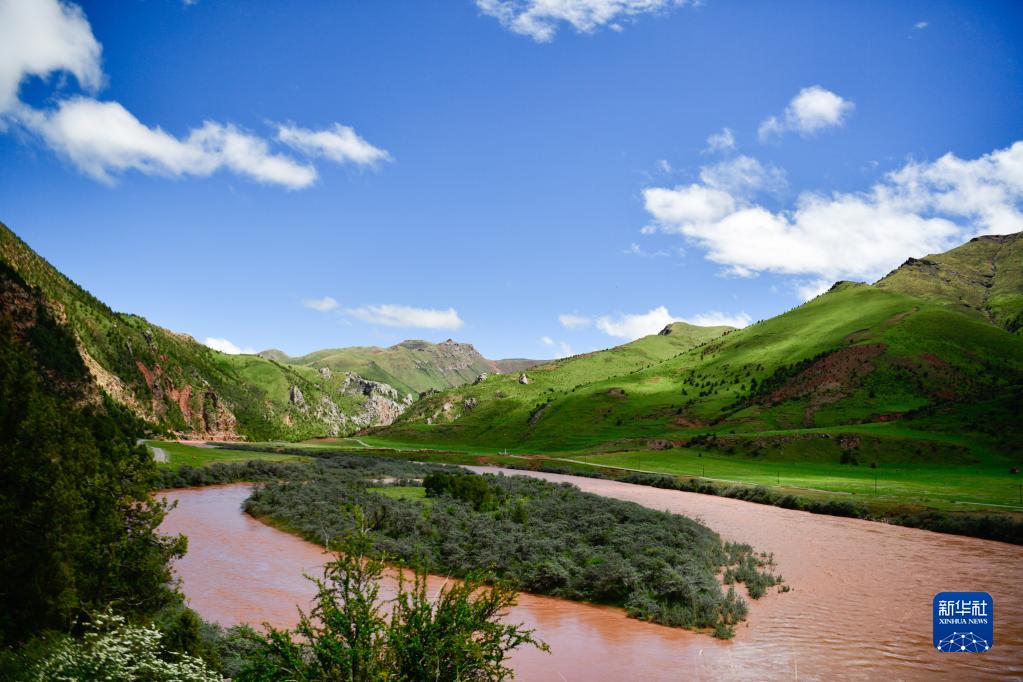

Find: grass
<box><xmin>148</xmin><ymin>441</ymin><xmax>309</xmax><ymax>469</ymax></box>
<box><xmin>569</xmin><ymin>449</ymin><xmax>1023</xmax><ymax>511</ymax></box>
<box><xmin>367</xmin><ymin>486</ymin><xmax>430</xmax><ymax>504</ymax></box>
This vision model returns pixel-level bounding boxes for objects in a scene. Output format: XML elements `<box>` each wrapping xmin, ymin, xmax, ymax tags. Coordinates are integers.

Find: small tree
<box><xmin>239</xmin><ymin>511</ymin><xmax>547</xmax><ymax>681</ymax></box>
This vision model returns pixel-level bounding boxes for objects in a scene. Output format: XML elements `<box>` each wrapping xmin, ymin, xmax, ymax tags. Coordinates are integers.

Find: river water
<box><xmin>158</xmin><ymin>472</ymin><xmax>1022</xmax><ymax>680</ymax></box>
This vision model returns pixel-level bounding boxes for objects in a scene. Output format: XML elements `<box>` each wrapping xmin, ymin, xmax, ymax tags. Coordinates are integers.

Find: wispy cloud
<box><xmin>914</xmin><ymin>21</ymin><xmax>928</xmax><ymax>30</ymax></box>
<box><xmin>16</xmin><ymin>99</ymin><xmax>318</xmax><ymax>188</ymax></box>
<box><xmin>303</xmin><ymin>296</ymin><xmax>339</xmax><ymax>312</ymax></box>
<box><xmin>345</xmin><ymin>304</ymin><xmax>464</xmax><ymax>330</ymax></box>
<box><xmin>205</xmin><ymin>337</ymin><xmax>256</xmax><ymax>355</ymax></box>
<box><xmin>476</xmin><ymin>0</ymin><xmax>691</xmax><ymax>42</ymax></box>
<box><xmin>623</xmin><ymin>242</ymin><xmax>671</xmax><ymax>257</ymax></box>
<box><xmin>278</xmin><ymin>123</ymin><xmax>390</xmax><ymax>167</ymax></box>
<box><xmin>705</xmin><ymin>127</ymin><xmax>736</xmax><ymax>152</ymax></box>
<box><xmin>540</xmin><ymin>335</ymin><xmax>573</xmax><ymax>358</ymax></box>
<box><xmin>758</xmin><ymin>86</ymin><xmax>854</xmax><ymax>142</ymax></box>
<box><xmin>558</xmin><ymin>313</ymin><xmax>592</xmax><ymax>329</ymax></box>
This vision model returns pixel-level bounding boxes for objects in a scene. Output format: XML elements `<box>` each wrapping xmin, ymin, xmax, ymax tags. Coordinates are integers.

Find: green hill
<box><xmin>381</xmin><ymin>235</ymin><xmax>1023</xmax><ymax>472</ymax></box>
<box><xmin>876</xmin><ymin>232</ymin><xmax>1023</xmax><ymax>333</ymax></box>
<box><xmin>263</xmin><ymin>339</ymin><xmax>544</xmax><ymax>396</ymax></box>
<box><xmin>0</xmin><ymin>222</ymin><xmax>403</xmax><ymax>441</ymax></box>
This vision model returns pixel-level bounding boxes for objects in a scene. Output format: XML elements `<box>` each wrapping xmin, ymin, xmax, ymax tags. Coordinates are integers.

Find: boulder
<box><xmin>518</xmin><ymin>372</ymin><xmax>531</xmax><ymax>385</ymax></box>
<box><xmin>463</xmin><ymin>397</ymin><xmax>478</xmax><ymax>410</ymax></box>
<box><xmin>473</xmin><ymin>372</ymin><xmax>489</xmax><ymax>385</ymax></box>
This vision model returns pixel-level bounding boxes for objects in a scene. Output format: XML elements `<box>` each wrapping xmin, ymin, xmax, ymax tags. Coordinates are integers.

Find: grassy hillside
<box><xmin>0</xmin><ymin>222</ymin><xmax>377</xmax><ymax>441</ymax></box>
<box><xmin>381</xmin><ymin>281</ymin><xmax>1023</xmax><ymax>471</ymax></box>
<box><xmin>876</xmin><ymin>232</ymin><xmax>1023</xmax><ymax>333</ymax></box>
<box><xmin>265</xmin><ymin>339</ymin><xmax>544</xmax><ymax>395</ymax></box>
<box><xmin>385</xmin><ymin>320</ymin><xmax>735</xmax><ymax>449</ymax></box>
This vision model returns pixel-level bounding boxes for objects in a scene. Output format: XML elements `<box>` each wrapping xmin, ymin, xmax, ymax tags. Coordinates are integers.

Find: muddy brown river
<box><xmin>158</xmin><ymin>470</ymin><xmax>1022</xmax><ymax>680</ymax></box>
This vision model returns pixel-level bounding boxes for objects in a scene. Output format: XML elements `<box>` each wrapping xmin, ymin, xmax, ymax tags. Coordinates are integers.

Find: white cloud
<box><xmin>642</xmin><ymin>140</ymin><xmax>1023</xmax><ymax>287</ymax></box>
<box><xmin>540</xmin><ymin>335</ymin><xmax>573</xmax><ymax>358</ymax></box>
<box><xmin>595</xmin><ymin>306</ymin><xmax>750</xmax><ymax>340</ymax></box>
<box><xmin>277</xmin><ymin>123</ymin><xmax>390</xmax><ymax>166</ymax></box>
<box><xmin>914</xmin><ymin>21</ymin><xmax>928</xmax><ymax>30</ymax></box>
<box><xmin>624</xmin><ymin>242</ymin><xmax>670</xmax><ymax>257</ymax></box>
<box><xmin>698</xmin><ymin>155</ymin><xmax>786</xmax><ymax>195</ymax></box>
<box><xmin>596</xmin><ymin>306</ymin><xmax>676</xmax><ymax>339</ymax></box>
<box><xmin>643</xmin><ymin>184</ymin><xmax>736</xmax><ymax>226</ymax></box>
<box><xmin>345</xmin><ymin>304</ymin><xmax>464</xmax><ymax>330</ymax></box>
<box><xmin>656</xmin><ymin>159</ymin><xmax>672</xmax><ymax>173</ymax></box>
<box><xmin>758</xmin><ymin>86</ymin><xmax>854</xmax><ymax>141</ymax></box>
<box><xmin>1</xmin><ymin>0</ymin><xmax>383</xmax><ymax>190</ymax></box>
<box><xmin>705</xmin><ymin>127</ymin><xmax>736</xmax><ymax>152</ymax></box>
<box><xmin>15</xmin><ymin>98</ymin><xmax>317</xmax><ymax>188</ymax></box>
<box><xmin>684</xmin><ymin>311</ymin><xmax>752</xmax><ymax>328</ymax></box>
<box><xmin>558</xmin><ymin>313</ymin><xmax>592</xmax><ymax>329</ymax></box>
<box><xmin>303</xmin><ymin>296</ymin><xmax>338</xmax><ymax>312</ymax></box>
<box><xmin>0</xmin><ymin>0</ymin><xmax>102</xmax><ymax>115</ymax></box>
<box><xmin>476</xmin><ymin>0</ymin><xmax>690</xmax><ymax>42</ymax></box>
<box><xmin>205</xmin><ymin>337</ymin><xmax>256</xmax><ymax>355</ymax></box>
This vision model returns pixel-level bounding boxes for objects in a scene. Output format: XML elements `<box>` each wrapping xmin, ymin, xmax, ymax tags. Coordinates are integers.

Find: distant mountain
<box><xmin>260</xmin><ymin>340</ymin><xmax>545</xmax><ymax>396</ymax></box>
<box><xmin>876</xmin><ymin>233</ymin><xmax>1022</xmax><ymax>334</ymax></box>
<box><xmin>382</xmin><ymin>233</ymin><xmax>1023</xmax><ymax>462</ymax></box>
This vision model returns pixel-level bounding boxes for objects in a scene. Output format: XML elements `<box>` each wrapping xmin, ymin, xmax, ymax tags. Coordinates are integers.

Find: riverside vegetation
<box><xmin>243</xmin><ymin>456</ymin><xmax>783</xmax><ymax>637</ymax></box>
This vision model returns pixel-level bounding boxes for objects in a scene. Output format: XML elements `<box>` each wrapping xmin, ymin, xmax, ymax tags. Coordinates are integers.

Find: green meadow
<box><xmin>148</xmin><ymin>441</ymin><xmax>310</xmax><ymax>469</ymax></box>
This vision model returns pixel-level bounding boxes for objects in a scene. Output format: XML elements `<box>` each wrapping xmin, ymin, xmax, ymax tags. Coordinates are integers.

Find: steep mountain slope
<box><xmin>876</xmin><ymin>232</ymin><xmax>1022</xmax><ymax>333</ymax></box>
<box><xmin>262</xmin><ymin>340</ymin><xmax>544</xmax><ymax>395</ymax></box>
<box><xmin>382</xmin><ymin>238</ymin><xmax>1023</xmax><ymax>463</ymax></box>
<box><xmin>0</xmin><ymin>222</ymin><xmax>404</xmax><ymax>441</ymax></box>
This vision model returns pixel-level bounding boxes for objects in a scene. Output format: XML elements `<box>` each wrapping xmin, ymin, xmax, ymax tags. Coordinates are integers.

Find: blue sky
<box><xmin>1</xmin><ymin>0</ymin><xmax>1022</xmax><ymax>359</ymax></box>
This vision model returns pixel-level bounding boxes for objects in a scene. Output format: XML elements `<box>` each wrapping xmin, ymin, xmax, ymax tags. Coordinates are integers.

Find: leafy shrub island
<box><xmin>244</xmin><ymin>456</ymin><xmax>783</xmax><ymax>637</ymax></box>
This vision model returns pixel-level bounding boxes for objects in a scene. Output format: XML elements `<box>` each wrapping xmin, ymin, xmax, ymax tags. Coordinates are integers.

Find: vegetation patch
<box><xmin>244</xmin><ymin>456</ymin><xmax>784</xmax><ymax>637</ymax></box>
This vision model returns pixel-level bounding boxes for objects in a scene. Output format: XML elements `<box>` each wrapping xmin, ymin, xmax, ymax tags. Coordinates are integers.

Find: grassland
<box><xmin>148</xmin><ymin>441</ymin><xmax>309</xmax><ymax>469</ymax></box>
<box><xmin>367</xmin><ymin>486</ymin><xmax>429</xmax><ymax>503</ymax></box>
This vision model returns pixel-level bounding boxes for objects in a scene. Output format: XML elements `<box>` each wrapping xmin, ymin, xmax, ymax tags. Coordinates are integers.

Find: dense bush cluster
<box><xmin>155</xmin><ymin>460</ymin><xmax>302</xmax><ymax>489</ymax></box>
<box><xmin>245</xmin><ymin>457</ymin><xmax>782</xmax><ymax>636</ymax></box>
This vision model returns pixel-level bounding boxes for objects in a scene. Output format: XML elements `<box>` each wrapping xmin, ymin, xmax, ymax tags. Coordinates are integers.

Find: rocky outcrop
<box><xmin>314</xmin><ymin>396</ymin><xmax>346</xmax><ymax>437</ymax></box>
<box><xmin>200</xmin><ymin>389</ymin><xmax>238</xmax><ymax>440</ymax></box>
<box><xmin>318</xmin><ymin>366</ymin><xmax>332</xmax><ymax>380</ymax></box>
<box><xmin>341</xmin><ymin>372</ymin><xmax>400</xmax><ymax>401</ymax></box>
<box><xmin>289</xmin><ymin>385</ymin><xmax>305</xmax><ymax>407</ymax></box>
<box><xmin>349</xmin><ymin>395</ymin><xmax>405</xmax><ymax>429</ymax></box>
<box><xmin>463</xmin><ymin>397</ymin><xmax>478</xmax><ymax>410</ymax></box>
<box><xmin>473</xmin><ymin>373</ymin><xmax>488</xmax><ymax>385</ymax></box>
<box><xmin>518</xmin><ymin>372</ymin><xmax>531</xmax><ymax>385</ymax></box>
